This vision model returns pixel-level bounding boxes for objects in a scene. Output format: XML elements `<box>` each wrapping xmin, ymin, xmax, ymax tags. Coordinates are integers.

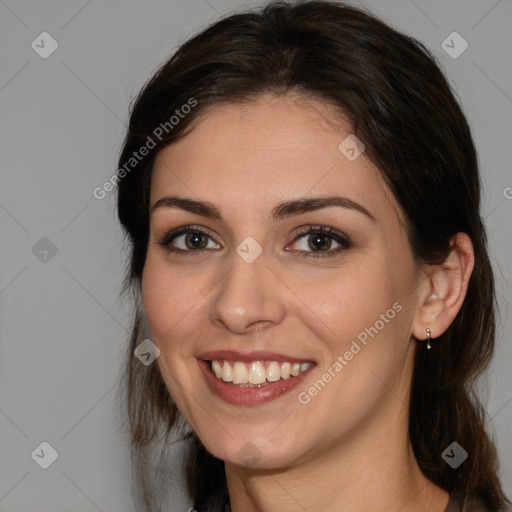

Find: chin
<box><xmin>197</xmin><ymin>428</ymin><xmax>302</xmax><ymax>470</ymax></box>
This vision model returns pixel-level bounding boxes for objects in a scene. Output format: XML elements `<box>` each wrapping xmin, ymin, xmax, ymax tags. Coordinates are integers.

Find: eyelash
<box><xmin>157</xmin><ymin>224</ymin><xmax>353</xmax><ymax>259</ymax></box>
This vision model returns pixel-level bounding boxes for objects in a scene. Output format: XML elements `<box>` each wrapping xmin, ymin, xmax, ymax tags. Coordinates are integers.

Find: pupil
<box><xmin>309</xmin><ymin>234</ymin><xmax>330</xmax><ymax>251</ymax></box>
<box><xmin>187</xmin><ymin>233</ymin><xmax>206</xmax><ymax>249</ymax></box>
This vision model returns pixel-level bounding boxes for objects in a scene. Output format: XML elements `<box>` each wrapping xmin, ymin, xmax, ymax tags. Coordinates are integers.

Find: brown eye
<box><xmin>183</xmin><ymin>232</ymin><xmax>209</xmax><ymax>250</ymax></box>
<box><xmin>158</xmin><ymin>225</ymin><xmax>221</xmax><ymax>255</ymax></box>
<box><xmin>307</xmin><ymin>233</ymin><xmax>334</xmax><ymax>251</ymax></box>
<box><xmin>288</xmin><ymin>225</ymin><xmax>352</xmax><ymax>259</ymax></box>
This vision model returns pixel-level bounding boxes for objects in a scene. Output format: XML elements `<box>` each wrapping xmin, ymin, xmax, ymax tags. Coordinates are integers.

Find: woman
<box><xmin>115</xmin><ymin>1</ymin><xmax>511</xmax><ymax>510</ymax></box>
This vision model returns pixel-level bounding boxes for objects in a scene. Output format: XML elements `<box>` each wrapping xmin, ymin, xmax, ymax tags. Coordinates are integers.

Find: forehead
<box><xmin>154</xmin><ymin>93</ymin><xmax>350</xmax><ymax>173</ymax></box>
<box><xmin>150</xmin><ymin>94</ymin><xmax>403</xmax><ymax>226</ymax></box>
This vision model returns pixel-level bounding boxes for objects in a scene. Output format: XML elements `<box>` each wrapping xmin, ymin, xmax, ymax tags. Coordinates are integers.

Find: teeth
<box><xmin>281</xmin><ymin>362</ymin><xmax>291</xmax><ymax>379</ymax></box>
<box><xmin>232</xmin><ymin>362</ymin><xmax>248</xmax><ymax>384</ymax></box>
<box><xmin>210</xmin><ymin>360</ymin><xmax>313</xmax><ymax>385</ymax></box>
<box><xmin>266</xmin><ymin>361</ymin><xmax>281</xmax><ymax>382</ymax></box>
<box><xmin>249</xmin><ymin>362</ymin><xmax>266</xmax><ymax>384</ymax></box>
<box><xmin>221</xmin><ymin>362</ymin><xmax>233</xmax><ymax>382</ymax></box>
<box><xmin>212</xmin><ymin>360</ymin><xmax>222</xmax><ymax>379</ymax></box>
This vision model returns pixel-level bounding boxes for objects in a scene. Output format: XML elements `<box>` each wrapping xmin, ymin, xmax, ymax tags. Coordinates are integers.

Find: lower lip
<box><xmin>198</xmin><ymin>360</ymin><xmax>314</xmax><ymax>406</ymax></box>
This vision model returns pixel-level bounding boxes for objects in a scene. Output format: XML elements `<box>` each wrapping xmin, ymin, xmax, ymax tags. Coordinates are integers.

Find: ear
<box><xmin>411</xmin><ymin>232</ymin><xmax>475</xmax><ymax>342</ymax></box>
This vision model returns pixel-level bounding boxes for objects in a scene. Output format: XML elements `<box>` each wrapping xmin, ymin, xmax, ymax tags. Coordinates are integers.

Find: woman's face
<box><xmin>142</xmin><ymin>93</ymin><xmax>424</xmax><ymax>469</ymax></box>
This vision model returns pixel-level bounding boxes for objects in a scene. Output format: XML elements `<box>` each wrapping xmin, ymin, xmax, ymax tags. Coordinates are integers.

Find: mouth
<box><xmin>197</xmin><ymin>350</ymin><xmax>316</xmax><ymax>405</ymax></box>
<box><xmin>209</xmin><ymin>359</ymin><xmax>314</xmax><ymax>387</ymax></box>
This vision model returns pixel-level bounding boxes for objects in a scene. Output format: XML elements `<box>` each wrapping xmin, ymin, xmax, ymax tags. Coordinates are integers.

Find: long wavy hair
<box><xmin>115</xmin><ymin>1</ymin><xmax>510</xmax><ymax>510</ymax></box>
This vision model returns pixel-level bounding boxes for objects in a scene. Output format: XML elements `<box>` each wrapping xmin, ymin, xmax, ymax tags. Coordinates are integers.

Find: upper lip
<box><xmin>197</xmin><ymin>350</ymin><xmax>314</xmax><ymax>364</ymax></box>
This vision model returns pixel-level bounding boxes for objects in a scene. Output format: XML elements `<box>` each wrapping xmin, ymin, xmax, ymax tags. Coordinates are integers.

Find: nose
<box><xmin>209</xmin><ymin>249</ymin><xmax>286</xmax><ymax>335</ymax></box>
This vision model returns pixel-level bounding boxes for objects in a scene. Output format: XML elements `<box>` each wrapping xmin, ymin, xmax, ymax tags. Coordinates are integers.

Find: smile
<box><xmin>197</xmin><ymin>350</ymin><xmax>316</xmax><ymax>405</ymax></box>
<box><xmin>210</xmin><ymin>360</ymin><xmax>314</xmax><ymax>386</ymax></box>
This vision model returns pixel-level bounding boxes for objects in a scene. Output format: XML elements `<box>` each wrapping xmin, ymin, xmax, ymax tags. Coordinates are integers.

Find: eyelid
<box><xmin>286</xmin><ymin>225</ymin><xmax>353</xmax><ymax>258</ymax></box>
<box><xmin>291</xmin><ymin>224</ymin><xmax>351</xmax><ymax>244</ymax></box>
<box><xmin>157</xmin><ymin>225</ymin><xmax>221</xmax><ymax>250</ymax></box>
<box><xmin>157</xmin><ymin>224</ymin><xmax>352</xmax><ymax>258</ymax></box>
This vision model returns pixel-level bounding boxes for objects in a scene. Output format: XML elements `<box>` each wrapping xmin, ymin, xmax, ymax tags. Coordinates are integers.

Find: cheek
<box><xmin>310</xmin><ymin>260</ymin><xmax>396</xmax><ymax>343</ymax></box>
<box><xmin>141</xmin><ymin>263</ymin><xmax>176</xmax><ymax>340</ymax></box>
<box><xmin>141</xmin><ymin>252</ymin><xmax>207</xmax><ymax>346</ymax></box>
<box><xmin>140</xmin><ymin>254</ymin><xmax>208</xmax><ymax>420</ymax></box>
<box><xmin>304</xmin><ymin>262</ymin><xmax>410</xmax><ymax>397</ymax></box>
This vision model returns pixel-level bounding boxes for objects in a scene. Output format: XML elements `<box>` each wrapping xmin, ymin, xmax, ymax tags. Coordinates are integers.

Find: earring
<box><xmin>425</xmin><ymin>327</ymin><xmax>432</xmax><ymax>350</ymax></box>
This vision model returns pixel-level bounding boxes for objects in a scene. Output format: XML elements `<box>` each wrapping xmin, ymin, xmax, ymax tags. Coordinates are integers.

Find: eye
<box><xmin>157</xmin><ymin>225</ymin><xmax>221</xmax><ymax>255</ymax></box>
<box><xmin>287</xmin><ymin>225</ymin><xmax>352</xmax><ymax>258</ymax></box>
<box><xmin>157</xmin><ymin>224</ymin><xmax>352</xmax><ymax>259</ymax></box>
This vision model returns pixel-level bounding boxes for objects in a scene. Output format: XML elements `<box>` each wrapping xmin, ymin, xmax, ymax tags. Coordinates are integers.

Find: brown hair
<box><xmin>115</xmin><ymin>1</ymin><xmax>510</xmax><ymax>510</ymax></box>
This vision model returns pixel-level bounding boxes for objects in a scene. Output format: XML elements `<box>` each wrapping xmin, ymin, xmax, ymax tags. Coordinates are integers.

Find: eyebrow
<box><xmin>150</xmin><ymin>195</ymin><xmax>376</xmax><ymax>222</ymax></box>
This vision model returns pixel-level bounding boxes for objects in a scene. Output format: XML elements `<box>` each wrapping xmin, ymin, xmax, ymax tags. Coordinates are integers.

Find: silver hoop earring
<box><xmin>426</xmin><ymin>327</ymin><xmax>432</xmax><ymax>350</ymax></box>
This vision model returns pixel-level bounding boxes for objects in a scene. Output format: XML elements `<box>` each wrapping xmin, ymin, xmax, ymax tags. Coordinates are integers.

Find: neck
<box><xmin>224</xmin><ymin>400</ymin><xmax>449</xmax><ymax>512</ymax></box>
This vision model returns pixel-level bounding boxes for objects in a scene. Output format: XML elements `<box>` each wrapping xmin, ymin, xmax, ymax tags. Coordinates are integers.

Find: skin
<box><xmin>141</xmin><ymin>93</ymin><xmax>474</xmax><ymax>512</ymax></box>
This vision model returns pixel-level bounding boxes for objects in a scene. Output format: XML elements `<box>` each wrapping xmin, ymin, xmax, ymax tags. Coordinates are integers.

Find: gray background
<box><xmin>1</xmin><ymin>0</ymin><xmax>511</xmax><ymax>510</ymax></box>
